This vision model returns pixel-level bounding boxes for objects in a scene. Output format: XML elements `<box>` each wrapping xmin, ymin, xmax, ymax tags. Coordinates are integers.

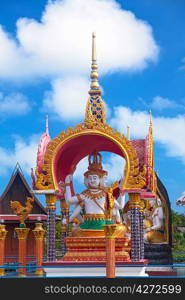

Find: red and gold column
<box><xmin>139</xmin><ymin>200</ymin><xmax>145</xmax><ymax>260</ymax></box>
<box><xmin>33</xmin><ymin>223</ymin><xmax>45</xmax><ymax>276</ymax></box>
<box><xmin>15</xmin><ymin>228</ymin><xmax>30</xmax><ymax>277</ymax></box>
<box><xmin>128</xmin><ymin>193</ymin><xmax>141</xmax><ymax>261</ymax></box>
<box><xmin>104</xmin><ymin>224</ymin><xmax>124</xmax><ymax>278</ymax></box>
<box><xmin>0</xmin><ymin>225</ymin><xmax>8</xmax><ymax>277</ymax></box>
<box><xmin>60</xmin><ymin>199</ymin><xmax>69</xmax><ymax>257</ymax></box>
<box><xmin>46</xmin><ymin>194</ymin><xmax>57</xmax><ymax>261</ymax></box>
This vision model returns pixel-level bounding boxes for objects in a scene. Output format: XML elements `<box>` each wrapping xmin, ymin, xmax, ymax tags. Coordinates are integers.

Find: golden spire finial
<box><xmin>149</xmin><ymin>110</ymin><xmax>153</xmax><ymax>135</ymax></box>
<box><xmin>45</xmin><ymin>115</ymin><xmax>49</xmax><ymax>135</ymax></box>
<box><xmin>127</xmin><ymin>126</ymin><xmax>131</xmax><ymax>140</ymax></box>
<box><xmin>85</xmin><ymin>33</ymin><xmax>106</xmax><ymax>125</ymax></box>
<box><xmin>92</xmin><ymin>32</ymin><xmax>97</xmax><ymax>61</ymax></box>
<box><xmin>89</xmin><ymin>32</ymin><xmax>101</xmax><ymax>93</ymax></box>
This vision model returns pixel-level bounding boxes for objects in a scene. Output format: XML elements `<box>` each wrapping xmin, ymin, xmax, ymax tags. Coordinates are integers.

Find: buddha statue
<box><xmin>64</xmin><ymin>151</ymin><xmax>126</xmax><ymax>236</ymax></box>
<box><xmin>144</xmin><ymin>197</ymin><xmax>166</xmax><ymax>243</ymax></box>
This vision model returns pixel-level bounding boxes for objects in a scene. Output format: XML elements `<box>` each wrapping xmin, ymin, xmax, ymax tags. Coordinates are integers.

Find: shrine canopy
<box><xmin>32</xmin><ymin>33</ymin><xmax>156</xmax><ymax>198</ymax></box>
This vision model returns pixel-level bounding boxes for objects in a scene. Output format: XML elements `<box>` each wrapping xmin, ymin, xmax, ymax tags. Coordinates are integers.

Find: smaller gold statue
<box><xmin>144</xmin><ymin>197</ymin><xmax>166</xmax><ymax>244</ymax></box>
<box><xmin>10</xmin><ymin>197</ymin><xmax>34</xmax><ymax>228</ymax></box>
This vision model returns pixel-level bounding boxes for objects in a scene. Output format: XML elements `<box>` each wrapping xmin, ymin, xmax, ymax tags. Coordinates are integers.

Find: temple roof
<box><xmin>36</xmin><ymin>115</ymin><xmax>51</xmax><ymax>173</ymax></box>
<box><xmin>156</xmin><ymin>173</ymin><xmax>172</xmax><ymax>246</ymax></box>
<box><xmin>0</xmin><ymin>165</ymin><xmax>47</xmax><ymax>215</ymax></box>
<box><xmin>131</xmin><ymin>139</ymin><xmax>146</xmax><ymax>167</ymax></box>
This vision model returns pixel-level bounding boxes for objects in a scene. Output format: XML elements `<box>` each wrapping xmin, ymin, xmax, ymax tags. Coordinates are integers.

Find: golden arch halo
<box><xmin>42</xmin><ymin>123</ymin><xmax>146</xmax><ymax>191</ymax></box>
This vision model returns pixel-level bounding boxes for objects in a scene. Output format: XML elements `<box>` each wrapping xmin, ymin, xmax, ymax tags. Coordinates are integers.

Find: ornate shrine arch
<box><xmin>42</xmin><ymin>123</ymin><xmax>146</xmax><ymax>193</ymax></box>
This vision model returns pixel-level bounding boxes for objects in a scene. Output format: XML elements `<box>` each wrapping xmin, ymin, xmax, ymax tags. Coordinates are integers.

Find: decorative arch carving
<box><xmin>35</xmin><ymin>123</ymin><xmax>146</xmax><ymax>192</ymax></box>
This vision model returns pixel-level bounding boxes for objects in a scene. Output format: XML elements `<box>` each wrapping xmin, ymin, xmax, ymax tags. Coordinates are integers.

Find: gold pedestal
<box><xmin>0</xmin><ymin>269</ymin><xmax>5</xmax><ymax>277</ymax></box>
<box><xmin>80</xmin><ymin>229</ymin><xmax>105</xmax><ymax>237</ymax></box>
<box><xmin>63</xmin><ymin>235</ymin><xmax>130</xmax><ymax>263</ymax></box>
<box><xmin>35</xmin><ymin>269</ymin><xmax>45</xmax><ymax>277</ymax></box>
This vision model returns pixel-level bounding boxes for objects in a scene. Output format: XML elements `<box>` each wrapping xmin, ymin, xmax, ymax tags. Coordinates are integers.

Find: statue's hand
<box><xmin>65</xmin><ymin>174</ymin><xmax>72</xmax><ymax>184</ymax></box>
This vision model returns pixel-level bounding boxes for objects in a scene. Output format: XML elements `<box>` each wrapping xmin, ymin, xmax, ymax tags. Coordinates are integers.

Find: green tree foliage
<box><xmin>172</xmin><ymin>210</ymin><xmax>185</xmax><ymax>261</ymax></box>
<box><xmin>56</xmin><ymin>220</ymin><xmax>62</xmax><ymax>239</ymax></box>
<box><xmin>172</xmin><ymin>211</ymin><xmax>185</xmax><ymax>227</ymax></box>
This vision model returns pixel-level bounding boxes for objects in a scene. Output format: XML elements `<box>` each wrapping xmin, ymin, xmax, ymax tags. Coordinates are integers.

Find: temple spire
<box><xmin>85</xmin><ymin>33</ymin><xmax>106</xmax><ymax>126</ymax></box>
<box><xmin>45</xmin><ymin>115</ymin><xmax>49</xmax><ymax>135</ymax></box>
<box><xmin>149</xmin><ymin>110</ymin><xmax>153</xmax><ymax>136</ymax></box>
<box><xmin>92</xmin><ymin>32</ymin><xmax>97</xmax><ymax>61</ymax></box>
<box><xmin>89</xmin><ymin>32</ymin><xmax>101</xmax><ymax>93</ymax></box>
<box><xmin>127</xmin><ymin>126</ymin><xmax>131</xmax><ymax>140</ymax></box>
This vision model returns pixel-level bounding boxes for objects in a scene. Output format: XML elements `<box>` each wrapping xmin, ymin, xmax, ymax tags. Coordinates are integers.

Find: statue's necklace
<box><xmin>82</xmin><ymin>189</ymin><xmax>105</xmax><ymax>200</ymax></box>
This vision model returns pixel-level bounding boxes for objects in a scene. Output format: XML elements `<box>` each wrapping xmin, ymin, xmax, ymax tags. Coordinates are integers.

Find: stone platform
<box><xmin>62</xmin><ymin>236</ymin><xmax>131</xmax><ymax>262</ymax></box>
<box><xmin>144</xmin><ymin>243</ymin><xmax>173</xmax><ymax>265</ymax></box>
<box><xmin>43</xmin><ymin>261</ymin><xmax>148</xmax><ymax>277</ymax></box>
<box><xmin>146</xmin><ymin>266</ymin><xmax>177</xmax><ymax>277</ymax></box>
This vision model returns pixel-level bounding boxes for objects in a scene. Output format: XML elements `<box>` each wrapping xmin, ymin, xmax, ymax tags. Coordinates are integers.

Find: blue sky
<box><xmin>0</xmin><ymin>0</ymin><xmax>185</xmax><ymax>213</ymax></box>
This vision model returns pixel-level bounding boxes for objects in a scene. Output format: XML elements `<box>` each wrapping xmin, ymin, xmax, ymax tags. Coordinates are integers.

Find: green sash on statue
<box><xmin>80</xmin><ymin>219</ymin><xmax>113</xmax><ymax>230</ymax></box>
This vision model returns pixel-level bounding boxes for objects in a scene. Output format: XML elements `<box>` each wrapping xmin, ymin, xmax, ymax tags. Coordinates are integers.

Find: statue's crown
<box><xmin>84</xmin><ymin>151</ymin><xmax>107</xmax><ymax>178</ymax></box>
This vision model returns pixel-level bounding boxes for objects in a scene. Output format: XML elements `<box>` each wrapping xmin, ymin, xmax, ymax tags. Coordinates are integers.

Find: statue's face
<box><xmin>100</xmin><ymin>175</ymin><xmax>108</xmax><ymax>187</ymax></box>
<box><xmin>87</xmin><ymin>174</ymin><xmax>100</xmax><ymax>188</ymax></box>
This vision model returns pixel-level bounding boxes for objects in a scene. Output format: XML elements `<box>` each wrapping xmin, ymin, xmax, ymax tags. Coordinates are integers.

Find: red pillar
<box><xmin>105</xmin><ymin>237</ymin><xmax>116</xmax><ymax>278</ymax></box>
<box><xmin>15</xmin><ymin>228</ymin><xmax>30</xmax><ymax>277</ymax></box>
<box><xmin>104</xmin><ymin>224</ymin><xmax>124</xmax><ymax>278</ymax></box>
<box><xmin>33</xmin><ymin>223</ymin><xmax>45</xmax><ymax>276</ymax></box>
<box><xmin>0</xmin><ymin>225</ymin><xmax>8</xmax><ymax>277</ymax></box>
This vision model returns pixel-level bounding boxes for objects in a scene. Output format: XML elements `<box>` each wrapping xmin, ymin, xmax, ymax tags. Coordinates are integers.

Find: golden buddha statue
<box><xmin>144</xmin><ymin>197</ymin><xmax>166</xmax><ymax>243</ymax></box>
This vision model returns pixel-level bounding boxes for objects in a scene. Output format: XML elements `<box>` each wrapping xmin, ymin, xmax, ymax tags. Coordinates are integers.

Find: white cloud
<box><xmin>110</xmin><ymin>106</ymin><xmax>149</xmax><ymax>138</ymax></box>
<box><xmin>149</xmin><ymin>96</ymin><xmax>184</xmax><ymax>111</ymax></box>
<box><xmin>110</xmin><ymin>106</ymin><xmax>185</xmax><ymax>163</ymax></box>
<box><xmin>0</xmin><ymin>26</ymin><xmax>38</xmax><ymax>80</ymax></box>
<box><xmin>0</xmin><ymin>135</ymin><xmax>39</xmax><ymax>176</ymax></box>
<box><xmin>0</xmin><ymin>0</ymin><xmax>159</xmax><ymax>81</ymax></box>
<box><xmin>0</xmin><ymin>0</ymin><xmax>160</xmax><ymax>120</ymax></box>
<box><xmin>43</xmin><ymin>76</ymin><xmax>89</xmax><ymax>120</ymax></box>
<box><xmin>0</xmin><ymin>92</ymin><xmax>31</xmax><ymax>116</ymax></box>
<box><xmin>43</xmin><ymin>76</ymin><xmax>110</xmax><ymax>121</ymax></box>
<box><xmin>103</xmin><ymin>154</ymin><xmax>126</xmax><ymax>182</ymax></box>
<box><xmin>74</xmin><ymin>152</ymin><xmax>125</xmax><ymax>185</ymax></box>
<box><xmin>73</xmin><ymin>156</ymin><xmax>88</xmax><ymax>185</ymax></box>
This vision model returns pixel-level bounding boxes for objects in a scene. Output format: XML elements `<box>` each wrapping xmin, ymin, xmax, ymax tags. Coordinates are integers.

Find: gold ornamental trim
<box><xmin>39</xmin><ymin>122</ymin><xmax>146</xmax><ymax>192</ymax></box>
<box><xmin>82</xmin><ymin>189</ymin><xmax>105</xmax><ymax>201</ymax></box>
<box><xmin>0</xmin><ymin>225</ymin><xmax>8</xmax><ymax>240</ymax></box>
<box><xmin>64</xmin><ymin>251</ymin><xmax>129</xmax><ymax>257</ymax></box>
<box><xmin>84</xmin><ymin>214</ymin><xmax>105</xmax><ymax>221</ymax></box>
<box><xmin>103</xmin><ymin>224</ymin><xmax>125</xmax><ymax>239</ymax></box>
<box><xmin>128</xmin><ymin>193</ymin><xmax>141</xmax><ymax>209</ymax></box>
<box><xmin>0</xmin><ymin>269</ymin><xmax>5</xmax><ymax>276</ymax></box>
<box><xmin>10</xmin><ymin>197</ymin><xmax>34</xmax><ymax>227</ymax></box>
<box><xmin>85</xmin><ymin>95</ymin><xmax>106</xmax><ymax>126</ymax></box>
<box><xmin>46</xmin><ymin>194</ymin><xmax>57</xmax><ymax>209</ymax></box>
<box><xmin>15</xmin><ymin>228</ymin><xmax>30</xmax><ymax>240</ymax></box>
<box><xmin>60</xmin><ymin>199</ymin><xmax>69</xmax><ymax>210</ymax></box>
<box><xmin>33</xmin><ymin>223</ymin><xmax>45</xmax><ymax>241</ymax></box>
